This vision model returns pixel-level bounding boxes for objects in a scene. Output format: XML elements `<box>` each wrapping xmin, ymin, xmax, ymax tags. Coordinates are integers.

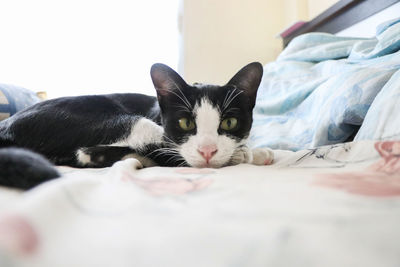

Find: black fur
<box><xmin>0</xmin><ymin>62</ymin><xmax>263</xmax><ymax>189</ymax></box>
<box><xmin>0</xmin><ymin>93</ymin><xmax>161</xmax><ymax>165</ymax></box>
<box><xmin>0</xmin><ymin>148</ymin><xmax>60</xmax><ymax>189</ymax></box>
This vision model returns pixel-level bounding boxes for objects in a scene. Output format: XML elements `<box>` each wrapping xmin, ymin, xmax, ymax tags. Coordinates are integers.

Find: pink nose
<box><xmin>197</xmin><ymin>144</ymin><xmax>218</xmax><ymax>162</ymax></box>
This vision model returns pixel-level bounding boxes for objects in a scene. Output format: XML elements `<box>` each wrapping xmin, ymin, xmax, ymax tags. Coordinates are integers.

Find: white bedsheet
<box><xmin>1</xmin><ymin>140</ymin><xmax>400</xmax><ymax>267</ymax></box>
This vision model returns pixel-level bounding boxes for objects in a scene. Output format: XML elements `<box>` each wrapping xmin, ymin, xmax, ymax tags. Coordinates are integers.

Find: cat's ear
<box><xmin>150</xmin><ymin>63</ymin><xmax>188</xmax><ymax>98</ymax></box>
<box><xmin>227</xmin><ymin>62</ymin><xmax>263</xmax><ymax>107</ymax></box>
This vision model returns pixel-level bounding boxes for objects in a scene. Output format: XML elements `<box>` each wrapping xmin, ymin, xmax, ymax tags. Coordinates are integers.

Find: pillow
<box><xmin>0</xmin><ymin>83</ymin><xmax>41</xmax><ymax>121</ymax></box>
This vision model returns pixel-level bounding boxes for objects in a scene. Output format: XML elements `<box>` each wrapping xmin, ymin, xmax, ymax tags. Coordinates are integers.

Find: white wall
<box><xmin>180</xmin><ymin>0</ymin><xmax>286</xmax><ymax>85</ymax></box>
<box><xmin>180</xmin><ymin>0</ymin><xmax>340</xmax><ymax>85</ymax></box>
<box><xmin>308</xmin><ymin>0</ymin><xmax>339</xmax><ymax>19</ymax></box>
<box><xmin>284</xmin><ymin>0</ymin><xmax>309</xmax><ymax>26</ymax></box>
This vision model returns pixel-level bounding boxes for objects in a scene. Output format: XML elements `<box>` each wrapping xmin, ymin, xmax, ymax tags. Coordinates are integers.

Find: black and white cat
<box><xmin>0</xmin><ymin>62</ymin><xmax>273</xmax><ymax>189</ymax></box>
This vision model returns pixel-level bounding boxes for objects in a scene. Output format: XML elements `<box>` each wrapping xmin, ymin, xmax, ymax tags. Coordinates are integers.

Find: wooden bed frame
<box><xmin>283</xmin><ymin>0</ymin><xmax>400</xmax><ymax>47</ymax></box>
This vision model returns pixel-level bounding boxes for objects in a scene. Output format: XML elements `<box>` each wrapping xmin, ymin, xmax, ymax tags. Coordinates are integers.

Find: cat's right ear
<box><xmin>150</xmin><ymin>63</ymin><xmax>187</xmax><ymax>98</ymax></box>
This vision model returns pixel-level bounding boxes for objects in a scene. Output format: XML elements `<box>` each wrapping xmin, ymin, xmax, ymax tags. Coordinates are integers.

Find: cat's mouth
<box><xmin>186</xmin><ymin>157</ymin><xmax>228</xmax><ymax>169</ymax></box>
<box><xmin>197</xmin><ymin>162</ymin><xmax>214</xmax><ymax>168</ymax></box>
<box><xmin>193</xmin><ymin>163</ymin><xmax>220</xmax><ymax>168</ymax></box>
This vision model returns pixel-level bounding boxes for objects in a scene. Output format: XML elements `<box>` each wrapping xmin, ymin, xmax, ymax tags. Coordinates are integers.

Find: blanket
<box><xmin>1</xmin><ymin>140</ymin><xmax>400</xmax><ymax>267</ymax></box>
<box><xmin>250</xmin><ymin>17</ymin><xmax>400</xmax><ymax>150</ymax></box>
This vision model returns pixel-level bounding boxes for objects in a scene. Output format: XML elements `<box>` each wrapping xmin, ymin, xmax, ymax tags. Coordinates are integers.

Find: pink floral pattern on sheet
<box><xmin>0</xmin><ymin>215</ymin><xmax>38</xmax><ymax>255</ymax></box>
<box><xmin>174</xmin><ymin>168</ymin><xmax>215</xmax><ymax>175</ymax></box>
<box><xmin>314</xmin><ymin>141</ymin><xmax>400</xmax><ymax>197</ymax></box>
<box><xmin>131</xmin><ymin>177</ymin><xmax>213</xmax><ymax>196</ymax></box>
<box><xmin>120</xmin><ymin>168</ymin><xmax>214</xmax><ymax>196</ymax></box>
<box><xmin>369</xmin><ymin>141</ymin><xmax>400</xmax><ymax>173</ymax></box>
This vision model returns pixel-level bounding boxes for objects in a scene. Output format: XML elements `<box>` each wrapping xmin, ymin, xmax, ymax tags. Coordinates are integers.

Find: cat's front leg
<box><xmin>251</xmin><ymin>147</ymin><xmax>274</xmax><ymax>165</ymax></box>
<box><xmin>113</xmin><ymin>118</ymin><xmax>164</xmax><ymax>149</ymax></box>
<box><xmin>230</xmin><ymin>146</ymin><xmax>274</xmax><ymax>166</ymax></box>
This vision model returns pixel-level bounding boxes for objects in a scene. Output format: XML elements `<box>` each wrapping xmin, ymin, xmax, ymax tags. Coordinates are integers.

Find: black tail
<box><xmin>0</xmin><ymin>137</ymin><xmax>15</xmax><ymax>148</ymax></box>
<box><xmin>0</xmin><ymin>148</ymin><xmax>60</xmax><ymax>190</ymax></box>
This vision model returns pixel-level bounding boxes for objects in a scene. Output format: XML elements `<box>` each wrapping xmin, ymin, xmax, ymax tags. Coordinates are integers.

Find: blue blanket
<box><xmin>250</xmin><ymin>18</ymin><xmax>400</xmax><ymax>150</ymax></box>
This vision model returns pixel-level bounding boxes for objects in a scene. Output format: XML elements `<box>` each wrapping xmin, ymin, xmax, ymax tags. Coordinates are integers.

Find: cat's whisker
<box><xmin>148</xmin><ymin>148</ymin><xmax>179</xmax><ymax>156</ymax></box>
<box><xmin>224</xmin><ymin>107</ymin><xmax>241</xmax><ymax>114</ymax></box>
<box><xmin>162</xmin><ymin>136</ymin><xmax>179</xmax><ymax>148</ymax></box>
<box><xmin>169</xmin><ymin>79</ymin><xmax>192</xmax><ymax>109</ymax></box>
<box><xmin>222</xmin><ymin>89</ymin><xmax>235</xmax><ymax>110</ymax></box>
<box><xmin>177</xmin><ymin>161</ymin><xmax>188</xmax><ymax>167</ymax></box>
<box><xmin>165</xmin><ymin>155</ymin><xmax>183</xmax><ymax>164</ymax></box>
<box><xmin>167</xmin><ymin>90</ymin><xmax>192</xmax><ymax>110</ymax></box>
<box><xmin>171</xmin><ymin>104</ymin><xmax>191</xmax><ymax>113</ymax></box>
<box><xmin>144</xmin><ymin>148</ymin><xmax>177</xmax><ymax>158</ymax></box>
<box><xmin>222</xmin><ymin>89</ymin><xmax>236</xmax><ymax>111</ymax></box>
<box><xmin>223</xmin><ymin>90</ymin><xmax>243</xmax><ymax>112</ymax></box>
<box><xmin>166</xmin><ymin>82</ymin><xmax>192</xmax><ymax>110</ymax></box>
<box><xmin>176</xmin><ymin>87</ymin><xmax>192</xmax><ymax>109</ymax></box>
<box><xmin>145</xmin><ymin>145</ymin><xmax>181</xmax><ymax>159</ymax></box>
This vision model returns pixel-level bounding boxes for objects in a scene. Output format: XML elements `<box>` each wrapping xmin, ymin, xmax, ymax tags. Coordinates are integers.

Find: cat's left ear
<box><xmin>150</xmin><ymin>63</ymin><xmax>188</xmax><ymax>98</ymax></box>
<box><xmin>227</xmin><ymin>62</ymin><xmax>263</xmax><ymax>107</ymax></box>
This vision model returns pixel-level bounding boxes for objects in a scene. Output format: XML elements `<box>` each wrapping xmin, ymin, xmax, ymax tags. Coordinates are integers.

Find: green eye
<box><xmin>220</xmin><ymin>117</ymin><xmax>238</xmax><ymax>131</ymax></box>
<box><xmin>178</xmin><ymin>118</ymin><xmax>195</xmax><ymax>131</ymax></box>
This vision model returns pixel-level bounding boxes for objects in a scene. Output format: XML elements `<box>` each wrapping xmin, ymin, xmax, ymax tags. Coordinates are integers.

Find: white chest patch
<box><xmin>111</xmin><ymin>118</ymin><xmax>164</xmax><ymax>149</ymax></box>
<box><xmin>179</xmin><ymin>98</ymin><xmax>238</xmax><ymax>168</ymax></box>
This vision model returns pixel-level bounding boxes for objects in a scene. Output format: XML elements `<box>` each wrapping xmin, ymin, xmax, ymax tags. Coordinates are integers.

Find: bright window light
<box><xmin>0</xmin><ymin>0</ymin><xmax>180</xmax><ymax>98</ymax></box>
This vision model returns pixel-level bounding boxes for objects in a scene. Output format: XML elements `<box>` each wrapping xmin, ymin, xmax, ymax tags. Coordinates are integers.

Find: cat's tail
<box><xmin>0</xmin><ymin>147</ymin><xmax>60</xmax><ymax>190</ymax></box>
<box><xmin>0</xmin><ymin>135</ymin><xmax>15</xmax><ymax>148</ymax></box>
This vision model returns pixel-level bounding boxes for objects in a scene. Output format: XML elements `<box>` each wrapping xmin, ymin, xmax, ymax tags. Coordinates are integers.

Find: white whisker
<box><xmin>223</xmin><ymin>90</ymin><xmax>243</xmax><ymax>112</ymax></box>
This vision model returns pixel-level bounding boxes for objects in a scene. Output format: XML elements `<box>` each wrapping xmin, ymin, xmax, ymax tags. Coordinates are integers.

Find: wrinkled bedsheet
<box><xmin>251</xmin><ymin>17</ymin><xmax>400</xmax><ymax>150</ymax></box>
<box><xmin>1</xmin><ymin>139</ymin><xmax>400</xmax><ymax>267</ymax></box>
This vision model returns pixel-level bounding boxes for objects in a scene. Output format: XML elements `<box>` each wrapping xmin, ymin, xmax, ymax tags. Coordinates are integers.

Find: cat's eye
<box><xmin>220</xmin><ymin>117</ymin><xmax>238</xmax><ymax>131</ymax></box>
<box><xmin>178</xmin><ymin>118</ymin><xmax>195</xmax><ymax>131</ymax></box>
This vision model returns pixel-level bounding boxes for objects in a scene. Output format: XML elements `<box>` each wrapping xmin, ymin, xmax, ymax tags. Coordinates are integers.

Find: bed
<box><xmin>1</xmin><ymin>1</ymin><xmax>400</xmax><ymax>266</ymax></box>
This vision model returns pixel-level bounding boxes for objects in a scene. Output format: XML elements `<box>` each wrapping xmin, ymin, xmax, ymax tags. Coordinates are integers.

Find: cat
<box><xmin>0</xmin><ymin>62</ymin><xmax>273</xmax><ymax>189</ymax></box>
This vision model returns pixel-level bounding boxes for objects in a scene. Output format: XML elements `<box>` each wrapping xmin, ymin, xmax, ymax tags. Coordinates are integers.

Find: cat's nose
<box><xmin>197</xmin><ymin>144</ymin><xmax>218</xmax><ymax>162</ymax></box>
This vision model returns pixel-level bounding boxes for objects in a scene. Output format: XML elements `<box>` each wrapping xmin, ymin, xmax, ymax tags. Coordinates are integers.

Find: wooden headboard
<box><xmin>283</xmin><ymin>0</ymin><xmax>400</xmax><ymax>47</ymax></box>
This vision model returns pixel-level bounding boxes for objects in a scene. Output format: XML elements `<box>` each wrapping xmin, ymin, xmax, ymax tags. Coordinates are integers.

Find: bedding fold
<box><xmin>251</xmin><ymin>17</ymin><xmax>400</xmax><ymax>150</ymax></box>
<box><xmin>1</xmin><ymin>140</ymin><xmax>400</xmax><ymax>267</ymax></box>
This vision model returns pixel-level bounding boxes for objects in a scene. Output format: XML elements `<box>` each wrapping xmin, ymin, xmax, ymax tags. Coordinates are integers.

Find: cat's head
<box><xmin>150</xmin><ymin>62</ymin><xmax>263</xmax><ymax>168</ymax></box>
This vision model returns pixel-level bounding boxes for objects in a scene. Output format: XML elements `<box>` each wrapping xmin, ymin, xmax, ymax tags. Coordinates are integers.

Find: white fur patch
<box><xmin>76</xmin><ymin>149</ymin><xmax>92</xmax><ymax>166</ymax></box>
<box><xmin>111</xmin><ymin>118</ymin><xmax>164</xmax><ymax>149</ymax></box>
<box><xmin>180</xmin><ymin>98</ymin><xmax>237</xmax><ymax>168</ymax></box>
<box><xmin>121</xmin><ymin>153</ymin><xmax>157</xmax><ymax>167</ymax></box>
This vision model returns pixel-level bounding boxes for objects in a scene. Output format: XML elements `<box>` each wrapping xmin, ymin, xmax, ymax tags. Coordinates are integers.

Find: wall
<box><xmin>180</xmin><ymin>0</ymin><xmax>338</xmax><ymax>84</ymax></box>
<box><xmin>284</xmin><ymin>0</ymin><xmax>309</xmax><ymax>26</ymax></box>
<box><xmin>307</xmin><ymin>0</ymin><xmax>339</xmax><ymax>19</ymax></box>
<box><xmin>180</xmin><ymin>0</ymin><xmax>285</xmax><ymax>85</ymax></box>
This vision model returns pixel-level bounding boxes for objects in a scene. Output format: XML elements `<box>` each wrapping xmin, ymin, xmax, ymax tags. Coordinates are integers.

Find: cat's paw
<box><xmin>112</xmin><ymin>157</ymin><xmax>143</xmax><ymax>170</ymax></box>
<box><xmin>251</xmin><ymin>148</ymin><xmax>274</xmax><ymax>165</ymax></box>
<box><xmin>230</xmin><ymin>146</ymin><xmax>253</xmax><ymax>165</ymax></box>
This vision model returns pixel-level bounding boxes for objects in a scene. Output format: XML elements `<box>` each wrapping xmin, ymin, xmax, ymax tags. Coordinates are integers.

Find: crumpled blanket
<box><xmin>250</xmin><ymin>17</ymin><xmax>400</xmax><ymax>150</ymax></box>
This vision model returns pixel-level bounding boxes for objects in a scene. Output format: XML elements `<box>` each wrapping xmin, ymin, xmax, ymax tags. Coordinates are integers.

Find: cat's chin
<box><xmin>187</xmin><ymin>160</ymin><xmax>226</xmax><ymax>169</ymax></box>
<box><xmin>195</xmin><ymin>163</ymin><xmax>218</xmax><ymax>169</ymax></box>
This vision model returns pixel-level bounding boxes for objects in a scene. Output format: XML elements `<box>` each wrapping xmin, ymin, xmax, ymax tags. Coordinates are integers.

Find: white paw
<box><xmin>108</xmin><ymin>158</ymin><xmax>143</xmax><ymax>182</ymax></box>
<box><xmin>76</xmin><ymin>148</ymin><xmax>92</xmax><ymax>166</ymax></box>
<box><xmin>230</xmin><ymin>146</ymin><xmax>253</xmax><ymax>165</ymax></box>
<box><xmin>112</xmin><ymin>157</ymin><xmax>143</xmax><ymax>170</ymax></box>
<box><xmin>251</xmin><ymin>148</ymin><xmax>274</xmax><ymax>165</ymax></box>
